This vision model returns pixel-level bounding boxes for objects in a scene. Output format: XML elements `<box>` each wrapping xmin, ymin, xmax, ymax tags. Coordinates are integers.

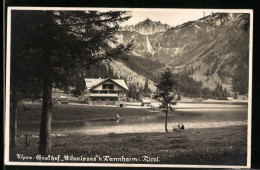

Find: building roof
<box><xmin>142</xmin><ymin>99</ymin><xmax>151</xmax><ymax>103</ymax></box>
<box><xmin>85</xmin><ymin>78</ymin><xmax>129</xmax><ymax>91</ymax></box>
<box><xmin>60</xmin><ymin>96</ymin><xmax>68</xmax><ymax>99</ymax></box>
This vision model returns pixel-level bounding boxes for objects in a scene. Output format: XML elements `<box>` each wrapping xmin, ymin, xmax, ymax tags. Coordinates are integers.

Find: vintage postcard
<box><xmin>5</xmin><ymin>7</ymin><xmax>253</xmax><ymax>168</ymax></box>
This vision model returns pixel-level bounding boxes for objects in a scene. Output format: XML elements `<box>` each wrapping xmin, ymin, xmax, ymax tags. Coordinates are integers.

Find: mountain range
<box><xmin>107</xmin><ymin>13</ymin><xmax>250</xmax><ymax>94</ymax></box>
<box><xmin>122</xmin><ymin>18</ymin><xmax>171</xmax><ymax>35</ymax></box>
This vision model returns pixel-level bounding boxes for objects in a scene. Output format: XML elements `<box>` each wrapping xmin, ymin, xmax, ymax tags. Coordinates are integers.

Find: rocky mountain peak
<box><xmin>141</xmin><ymin>18</ymin><xmax>154</xmax><ymax>25</ymax></box>
<box><xmin>123</xmin><ymin>18</ymin><xmax>171</xmax><ymax>35</ymax></box>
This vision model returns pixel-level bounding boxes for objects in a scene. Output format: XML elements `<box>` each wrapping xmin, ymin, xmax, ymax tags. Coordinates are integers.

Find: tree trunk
<box><xmin>165</xmin><ymin>107</ymin><xmax>168</xmax><ymax>132</ymax></box>
<box><xmin>38</xmin><ymin>78</ymin><xmax>52</xmax><ymax>155</ymax></box>
<box><xmin>10</xmin><ymin>96</ymin><xmax>18</xmax><ymax>147</ymax></box>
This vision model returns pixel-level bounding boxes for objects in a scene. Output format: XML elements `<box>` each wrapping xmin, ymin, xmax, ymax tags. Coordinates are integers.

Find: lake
<box><xmin>50</xmin><ymin>102</ymin><xmax>248</xmax><ymax>135</ymax></box>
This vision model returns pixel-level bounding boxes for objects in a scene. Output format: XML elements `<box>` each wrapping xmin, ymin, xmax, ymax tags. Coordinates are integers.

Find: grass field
<box><xmin>10</xmin><ymin>125</ymin><xmax>247</xmax><ymax>165</ymax></box>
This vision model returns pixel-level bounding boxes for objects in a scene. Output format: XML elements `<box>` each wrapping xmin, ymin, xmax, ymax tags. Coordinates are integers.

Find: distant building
<box><xmin>227</xmin><ymin>97</ymin><xmax>233</xmax><ymax>101</ymax></box>
<box><xmin>141</xmin><ymin>99</ymin><xmax>151</xmax><ymax>107</ymax></box>
<box><xmin>84</xmin><ymin>78</ymin><xmax>129</xmax><ymax>106</ymax></box>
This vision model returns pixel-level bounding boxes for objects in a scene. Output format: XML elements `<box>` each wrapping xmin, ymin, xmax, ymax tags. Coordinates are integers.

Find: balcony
<box><xmin>89</xmin><ymin>93</ymin><xmax>119</xmax><ymax>97</ymax></box>
<box><xmin>90</xmin><ymin>90</ymin><xmax>124</xmax><ymax>94</ymax></box>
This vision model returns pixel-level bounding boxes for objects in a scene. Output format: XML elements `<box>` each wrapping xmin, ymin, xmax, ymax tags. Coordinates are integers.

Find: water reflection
<box><xmin>53</xmin><ymin>104</ymin><xmax>248</xmax><ymax>135</ymax></box>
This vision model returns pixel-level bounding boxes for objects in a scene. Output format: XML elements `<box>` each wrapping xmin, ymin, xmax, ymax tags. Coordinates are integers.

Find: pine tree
<box><xmin>11</xmin><ymin>10</ymin><xmax>132</xmax><ymax>154</ymax></box>
<box><xmin>234</xmin><ymin>91</ymin><xmax>238</xmax><ymax>99</ymax></box>
<box><xmin>143</xmin><ymin>80</ymin><xmax>151</xmax><ymax>97</ymax></box>
<box><xmin>206</xmin><ymin>68</ymin><xmax>210</xmax><ymax>81</ymax></box>
<box><xmin>155</xmin><ymin>69</ymin><xmax>178</xmax><ymax>132</ymax></box>
<box><xmin>139</xmin><ymin>85</ymin><xmax>144</xmax><ymax>99</ymax></box>
<box><xmin>71</xmin><ymin>74</ymin><xmax>85</xmax><ymax>97</ymax></box>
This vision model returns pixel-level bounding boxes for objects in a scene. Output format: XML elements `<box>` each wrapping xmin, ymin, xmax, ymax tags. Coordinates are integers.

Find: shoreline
<box><xmin>17</xmin><ymin>121</ymin><xmax>247</xmax><ymax>137</ymax></box>
<box><xmin>64</xmin><ymin>101</ymin><xmax>248</xmax><ymax>109</ymax></box>
<box><xmin>177</xmin><ymin>101</ymin><xmax>248</xmax><ymax>104</ymax></box>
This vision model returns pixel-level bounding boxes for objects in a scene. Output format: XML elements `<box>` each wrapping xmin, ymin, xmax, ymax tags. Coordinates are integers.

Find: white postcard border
<box><xmin>4</xmin><ymin>7</ymin><xmax>253</xmax><ymax>168</ymax></box>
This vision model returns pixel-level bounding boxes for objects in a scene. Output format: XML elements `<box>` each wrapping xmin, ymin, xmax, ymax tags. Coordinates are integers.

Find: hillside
<box><xmin>114</xmin><ymin>13</ymin><xmax>249</xmax><ymax>94</ymax></box>
<box><xmin>158</xmin><ymin>13</ymin><xmax>249</xmax><ymax>91</ymax></box>
<box><xmin>109</xmin><ymin>60</ymin><xmax>157</xmax><ymax>91</ymax></box>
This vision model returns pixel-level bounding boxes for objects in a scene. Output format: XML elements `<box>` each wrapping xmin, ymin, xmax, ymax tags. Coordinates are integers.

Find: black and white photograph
<box><xmin>5</xmin><ymin>7</ymin><xmax>253</xmax><ymax>168</ymax></box>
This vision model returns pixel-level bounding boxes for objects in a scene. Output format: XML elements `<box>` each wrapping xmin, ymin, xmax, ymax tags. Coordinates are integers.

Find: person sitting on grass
<box><xmin>178</xmin><ymin>123</ymin><xmax>185</xmax><ymax>130</ymax></box>
<box><xmin>172</xmin><ymin>123</ymin><xmax>185</xmax><ymax>132</ymax></box>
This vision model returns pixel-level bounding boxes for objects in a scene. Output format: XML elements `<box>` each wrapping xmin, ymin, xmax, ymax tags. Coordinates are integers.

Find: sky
<box><xmin>120</xmin><ymin>10</ymin><xmax>212</xmax><ymax>27</ymax></box>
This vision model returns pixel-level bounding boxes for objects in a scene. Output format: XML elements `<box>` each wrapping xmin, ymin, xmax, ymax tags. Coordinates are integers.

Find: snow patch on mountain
<box><xmin>146</xmin><ymin>37</ymin><xmax>154</xmax><ymax>54</ymax></box>
<box><xmin>195</xmin><ymin>25</ymin><xmax>201</xmax><ymax>29</ymax></box>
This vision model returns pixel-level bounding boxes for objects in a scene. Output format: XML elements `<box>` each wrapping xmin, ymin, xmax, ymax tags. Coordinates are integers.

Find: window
<box><xmin>102</xmin><ymin>84</ymin><xmax>114</xmax><ymax>90</ymax></box>
<box><xmin>100</xmin><ymin>90</ymin><xmax>108</xmax><ymax>94</ymax></box>
<box><xmin>91</xmin><ymin>90</ymin><xmax>99</xmax><ymax>93</ymax></box>
<box><xmin>109</xmin><ymin>90</ymin><xmax>116</xmax><ymax>94</ymax></box>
